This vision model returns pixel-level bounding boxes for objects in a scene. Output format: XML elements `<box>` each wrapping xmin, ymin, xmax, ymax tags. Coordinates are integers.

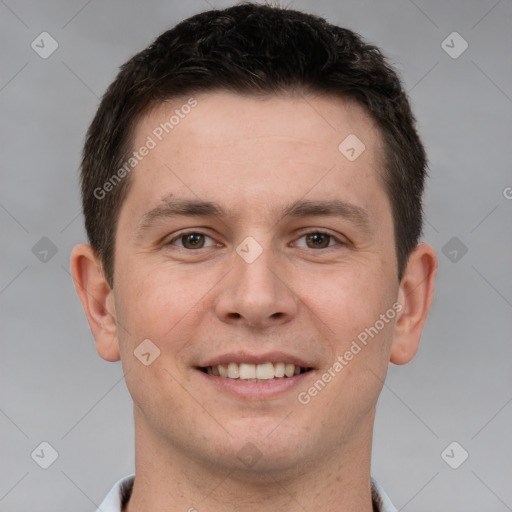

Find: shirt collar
<box><xmin>96</xmin><ymin>474</ymin><xmax>397</xmax><ymax>512</ymax></box>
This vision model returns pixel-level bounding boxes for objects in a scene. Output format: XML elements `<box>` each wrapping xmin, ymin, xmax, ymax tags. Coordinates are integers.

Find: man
<box><xmin>71</xmin><ymin>3</ymin><xmax>437</xmax><ymax>511</ymax></box>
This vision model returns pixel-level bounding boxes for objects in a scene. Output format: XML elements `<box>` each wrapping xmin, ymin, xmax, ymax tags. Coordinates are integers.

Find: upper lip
<box><xmin>198</xmin><ymin>351</ymin><xmax>315</xmax><ymax>369</ymax></box>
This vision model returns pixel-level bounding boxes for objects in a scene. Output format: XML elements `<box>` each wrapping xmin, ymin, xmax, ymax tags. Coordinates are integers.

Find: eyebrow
<box><xmin>135</xmin><ymin>197</ymin><xmax>227</xmax><ymax>237</ymax></box>
<box><xmin>276</xmin><ymin>199</ymin><xmax>373</xmax><ymax>234</ymax></box>
<box><xmin>135</xmin><ymin>196</ymin><xmax>373</xmax><ymax>237</ymax></box>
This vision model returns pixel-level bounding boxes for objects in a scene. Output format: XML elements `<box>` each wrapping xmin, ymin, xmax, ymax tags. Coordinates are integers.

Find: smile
<box><xmin>200</xmin><ymin>362</ymin><xmax>312</xmax><ymax>380</ymax></box>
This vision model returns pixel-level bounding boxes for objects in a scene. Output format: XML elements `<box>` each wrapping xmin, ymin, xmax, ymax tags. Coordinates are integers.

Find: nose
<box><xmin>214</xmin><ymin>243</ymin><xmax>299</xmax><ymax>330</ymax></box>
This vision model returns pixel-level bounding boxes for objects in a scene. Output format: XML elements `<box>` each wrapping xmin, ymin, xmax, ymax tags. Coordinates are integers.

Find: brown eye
<box><xmin>181</xmin><ymin>233</ymin><xmax>205</xmax><ymax>249</ymax></box>
<box><xmin>305</xmin><ymin>233</ymin><xmax>332</xmax><ymax>249</ymax></box>
<box><xmin>169</xmin><ymin>232</ymin><xmax>216</xmax><ymax>249</ymax></box>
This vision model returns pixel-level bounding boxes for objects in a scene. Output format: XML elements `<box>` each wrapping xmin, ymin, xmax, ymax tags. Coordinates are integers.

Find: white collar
<box><xmin>96</xmin><ymin>474</ymin><xmax>397</xmax><ymax>512</ymax></box>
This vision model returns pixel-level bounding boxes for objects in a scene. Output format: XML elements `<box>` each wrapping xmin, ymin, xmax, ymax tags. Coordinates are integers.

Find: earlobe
<box><xmin>70</xmin><ymin>244</ymin><xmax>121</xmax><ymax>362</ymax></box>
<box><xmin>390</xmin><ymin>243</ymin><xmax>437</xmax><ymax>365</ymax></box>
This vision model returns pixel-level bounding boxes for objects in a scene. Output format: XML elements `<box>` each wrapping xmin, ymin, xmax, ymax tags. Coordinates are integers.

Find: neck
<box><xmin>125</xmin><ymin>406</ymin><xmax>376</xmax><ymax>512</ymax></box>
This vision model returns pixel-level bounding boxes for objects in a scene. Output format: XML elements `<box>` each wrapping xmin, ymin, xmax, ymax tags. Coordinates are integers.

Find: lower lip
<box><xmin>196</xmin><ymin>369</ymin><xmax>314</xmax><ymax>399</ymax></box>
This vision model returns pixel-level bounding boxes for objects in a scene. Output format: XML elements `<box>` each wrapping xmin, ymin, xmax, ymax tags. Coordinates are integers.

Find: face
<box><xmin>110</xmin><ymin>91</ymin><xmax>402</xmax><ymax>475</ymax></box>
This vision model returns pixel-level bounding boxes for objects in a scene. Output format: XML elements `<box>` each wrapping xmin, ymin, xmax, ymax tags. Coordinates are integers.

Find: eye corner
<box><xmin>164</xmin><ymin>231</ymin><xmax>219</xmax><ymax>250</ymax></box>
<box><xmin>293</xmin><ymin>230</ymin><xmax>348</xmax><ymax>250</ymax></box>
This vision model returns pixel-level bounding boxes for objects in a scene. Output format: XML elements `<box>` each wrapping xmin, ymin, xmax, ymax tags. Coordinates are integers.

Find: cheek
<box><xmin>113</xmin><ymin>260</ymin><xmax>220</xmax><ymax>352</ymax></box>
<box><xmin>295</xmin><ymin>262</ymin><xmax>396</xmax><ymax>344</ymax></box>
<box><xmin>294</xmin><ymin>269</ymin><xmax>397</xmax><ymax>439</ymax></box>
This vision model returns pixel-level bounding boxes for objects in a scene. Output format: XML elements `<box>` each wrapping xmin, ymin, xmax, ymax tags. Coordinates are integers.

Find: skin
<box><xmin>71</xmin><ymin>91</ymin><xmax>437</xmax><ymax>512</ymax></box>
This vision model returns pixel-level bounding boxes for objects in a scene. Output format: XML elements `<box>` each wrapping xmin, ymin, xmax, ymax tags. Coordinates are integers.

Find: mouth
<box><xmin>198</xmin><ymin>362</ymin><xmax>313</xmax><ymax>382</ymax></box>
<box><xmin>195</xmin><ymin>352</ymin><xmax>316</xmax><ymax>398</ymax></box>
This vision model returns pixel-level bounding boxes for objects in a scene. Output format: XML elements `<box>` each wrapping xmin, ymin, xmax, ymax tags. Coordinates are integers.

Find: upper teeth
<box><xmin>206</xmin><ymin>362</ymin><xmax>305</xmax><ymax>380</ymax></box>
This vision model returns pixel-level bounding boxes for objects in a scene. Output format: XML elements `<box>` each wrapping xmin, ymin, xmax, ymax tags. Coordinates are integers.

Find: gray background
<box><xmin>1</xmin><ymin>0</ymin><xmax>511</xmax><ymax>510</ymax></box>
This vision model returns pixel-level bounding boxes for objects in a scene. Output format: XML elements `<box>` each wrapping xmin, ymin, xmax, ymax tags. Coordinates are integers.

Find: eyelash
<box><xmin>166</xmin><ymin>230</ymin><xmax>346</xmax><ymax>250</ymax></box>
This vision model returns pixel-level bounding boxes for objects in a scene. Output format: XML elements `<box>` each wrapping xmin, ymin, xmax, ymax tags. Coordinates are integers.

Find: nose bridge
<box><xmin>214</xmin><ymin>235</ymin><xmax>298</xmax><ymax>327</ymax></box>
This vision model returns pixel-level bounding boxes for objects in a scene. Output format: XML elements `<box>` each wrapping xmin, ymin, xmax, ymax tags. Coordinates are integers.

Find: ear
<box><xmin>70</xmin><ymin>244</ymin><xmax>120</xmax><ymax>362</ymax></box>
<box><xmin>390</xmin><ymin>243</ymin><xmax>437</xmax><ymax>365</ymax></box>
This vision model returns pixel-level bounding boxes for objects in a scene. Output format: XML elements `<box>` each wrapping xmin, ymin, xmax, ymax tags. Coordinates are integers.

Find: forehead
<box><xmin>124</xmin><ymin>91</ymin><xmax>388</xmax><ymax>223</ymax></box>
<box><xmin>139</xmin><ymin>91</ymin><xmax>381</xmax><ymax>156</ymax></box>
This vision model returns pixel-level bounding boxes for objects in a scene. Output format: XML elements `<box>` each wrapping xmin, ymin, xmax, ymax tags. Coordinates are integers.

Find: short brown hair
<box><xmin>81</xmin><ymin>2</ymin><xmax>427</xmax><ymax>287</ymax></box>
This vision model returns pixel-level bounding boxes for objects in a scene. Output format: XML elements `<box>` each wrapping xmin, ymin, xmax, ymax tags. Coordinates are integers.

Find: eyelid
<box><xmin>164</xmin><ymin>228</ymin><xmax>348</xmax><ymax>250</ymax></box>
<box><xmin>166</xmin><ymin>230</ymin><xmax>219</xmax><ymax>248</ymax></box>
<box><xmin>292</xmin><ymin>229</ymin><xmax>348</xmax><ymax>249</ymax></box>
